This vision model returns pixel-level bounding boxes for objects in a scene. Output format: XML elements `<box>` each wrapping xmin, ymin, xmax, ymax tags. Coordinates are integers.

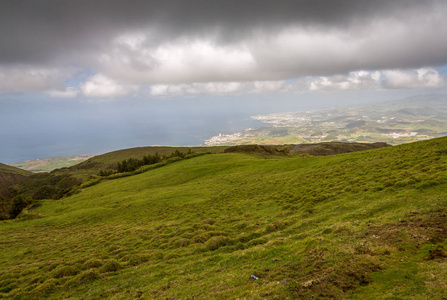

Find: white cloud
<box><xmin>150</xmin><ymin>82</ymin><xmax>244</xmax><ymax>96</ymax></box>
<box><xmin>382</xmin><ymin>68</ymin><xmax>445</xmax><ymax>89</ymax></box>
<box><xmin>252</xmin><ymin>81</ymin><xmax>285</xmax><ymax>93</ymax></box>
<box><xmin>99</xmin><ymin>35</ymin><xmax>256</xmax><ymax>84</ymax></box>
<box><xmin>80</xmin><ymin>74</ymin><xmax>136</xmax><ymax>98</ymax></box>
<box><xmin>93</xmin><ymin>11</ymin><xmax>447</xmax><ymax>87</ymax></box>
<box><xmin>147</xmin><ymin>67</ymin><xmax>446</xmax><ymax>96</ymax></box>
<box><xmin>47</xmin><ymin>87</ymin><xmax>79</xmax><ymax>98</ymax></box>
<box><xmin>2</xmin><ymin>1</ymin><xmax>447</xmax><ymax>99</ymax></box>
<box><xmin>150</xmin><ymin>84</ymin><xmax>169</xmax><ymax>96</ymax></box>
<box><xmin>306</xmin><ymin>70</ymin><xmax>382</xmax><ymax>91</ymax></box>
<box><xmin>304</xmin><ymin>68</ymin><xmax>446</xmax><ymax>91</ymax></box>
<box><xmin>0</xmin><ymin>67</ymin><xmax>68</xmax><ymax>93</ymax></box>
<box><xmin>249</xmin><ymin>27</ymin><xmax>360</xmax><ymax>78</ymax></box>
<box><xmin>21</xmin><ymin>5</ymin><xmax>444</xmax><ymax>97</ymax></box>
<box><xmin>149</xmin><ymin>80</ymin><xmax>288</xmax><ymax>97</ymax></box>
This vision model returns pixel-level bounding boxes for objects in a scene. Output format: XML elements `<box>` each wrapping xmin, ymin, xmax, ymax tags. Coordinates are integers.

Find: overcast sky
<box><xmin>1</xmin><ymin>0</ymin><xmax>447</xmax><ymax>162</ymax></box>
<box><xmin>0</xmin><ymin>0</ymin><xmax>446</xmax><ymax>98</ymax></box>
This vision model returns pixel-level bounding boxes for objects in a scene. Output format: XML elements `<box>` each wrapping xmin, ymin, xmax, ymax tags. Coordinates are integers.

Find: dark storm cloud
<box><xmin>0</xmin><ymin>0</ymin><xmax>440</xmax><ymax>64</ymax></box>
<box><xmin>0</xmin><ymin>0</ymin><xmax>446</xmax><ymax>92</ymax></box>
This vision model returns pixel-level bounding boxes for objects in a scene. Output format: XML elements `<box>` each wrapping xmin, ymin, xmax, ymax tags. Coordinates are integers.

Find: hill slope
<box><xmin>0</xmin><ymin>138</ymin><xmax>446</xmax><ymax>298</ymax></box>
<box><xmin>224</xmin><ymin>142</ymin><xmax>389</xmax><ymax>156</ymax></box>
<box><xmin>0</xmin><ymin>162</ymin><xmax>31</xmax><ymax>181</ymax></box>
<box><xmin>0</xmin><ymin>163</ymin><xmax>31</xmax><ymax>219</ymax></box>
<box><xmin>58</xmin><ymin>146</ymin><xmax>228</xmax><ymax>178</ymax></box>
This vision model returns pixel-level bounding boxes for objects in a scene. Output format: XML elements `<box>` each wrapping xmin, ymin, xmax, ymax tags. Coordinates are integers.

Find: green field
<box><xmin>1</xmin><ymin>138</ymin><xmax>446</xmax><ymax>298</ymax></box>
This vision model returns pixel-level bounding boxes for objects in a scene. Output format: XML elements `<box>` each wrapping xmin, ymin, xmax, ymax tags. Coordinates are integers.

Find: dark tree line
<box><xmin>100</xmin><ymin>149</ymin><xmax>193</xmax><ymax>176</ymax></box>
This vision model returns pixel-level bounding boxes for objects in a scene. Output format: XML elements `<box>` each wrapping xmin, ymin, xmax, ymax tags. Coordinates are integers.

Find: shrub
<box><xmin>9</xmin><ymin>195</ymin><xmax>32</xmax><ymax>219</ymax></box>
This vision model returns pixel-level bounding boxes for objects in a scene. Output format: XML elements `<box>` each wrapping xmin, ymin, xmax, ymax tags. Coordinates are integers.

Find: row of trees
<box><xmin>99</xmin><ymin>149</ymin><xmax>193</xmax><ymax>176</ymax></box>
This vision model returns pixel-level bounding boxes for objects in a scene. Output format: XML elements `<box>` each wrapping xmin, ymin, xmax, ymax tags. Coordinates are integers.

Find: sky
<box><xmin>1</xmin><ymin>0</ymin><xmax>447</xmax><ymax>162</ymax></box>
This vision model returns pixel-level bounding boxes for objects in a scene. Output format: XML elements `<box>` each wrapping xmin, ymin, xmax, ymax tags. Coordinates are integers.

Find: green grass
<box><xmin>55</xmin><ymin>146</ymin><xmax>228</xmax><ymax>178</ymax></box>
<box><xmin>0</xmin><ymin>163</ymin><xmax>32</xmax><ymax>177</ymax></box>
<box><xmin>0</xmin><ymin>138</ymin><xmax>446</xmax><ymax>298</ymax></box>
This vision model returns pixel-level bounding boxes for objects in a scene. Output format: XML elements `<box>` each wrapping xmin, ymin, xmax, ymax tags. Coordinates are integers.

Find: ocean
<box><xmin>0</xmin><ymin>92</ymin><xmax>397</xmax><ymax>163</ymax></box>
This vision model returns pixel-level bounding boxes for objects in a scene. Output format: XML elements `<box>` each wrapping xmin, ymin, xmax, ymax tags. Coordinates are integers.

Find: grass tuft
<box><xmin>99</xmin><ymin>260</ymin><xmax>123</xmax><ymax>273</ymax></box>
<box><xmin>52</xmin><ymin>265</ymin><xmax>80</xmax><ymax>278</ymax></box>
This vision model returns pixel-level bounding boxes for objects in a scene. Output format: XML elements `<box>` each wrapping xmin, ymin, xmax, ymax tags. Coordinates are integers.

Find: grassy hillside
<box><xmin>1</xmin><ymin>146</ymin><xmax>228</xmax><ymax>220</ymax></box>
<box><xmin>0</xmin><ymin>138</ymin><xmax>446</xmax><ymax>298</ymax></box>
<box><xmin>224</xmin><ymin>142</ymin><xmax>389</xmax><ymax>157</ymax></box>
<box><xmin>10</xmin><ymin>155</ymin><xmax>95</xmax><ymax>173</ymax></box>
<box><xmin>0</xmin><ymin>163</ymin><xmax>32</xmax><ymax>178</ymax></box>
<box><xmin>0</xmin><ymin>164</ymin><xmax>32</xmax><ymax>219</ymax></box>
<box><xmin>58</xmin><ymin>146</ymin><xmax>228</xmax><ymax>178</ymax></box>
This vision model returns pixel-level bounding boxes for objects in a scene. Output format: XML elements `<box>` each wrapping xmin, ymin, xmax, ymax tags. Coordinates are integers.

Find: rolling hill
<box><xmin>55</xmin><ymin>146</ymin><xmax>229</xmax><ymax>178</ymax></box>
<box><xmin>0</xmin><ymin>137</ymin><xmax>446</xmax><ymax>298</ymax></box>
<box><xmin>0</xmin><ymin>163</ymin><xmax>32</xmax><ymax>219</ymax></box>
<box><xmin>0</xmin><ymin>162</ymin><xmax>31</xmax><ymax>185</ymax></box>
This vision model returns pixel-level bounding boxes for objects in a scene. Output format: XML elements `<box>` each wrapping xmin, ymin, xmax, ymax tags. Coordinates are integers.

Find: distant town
<box><xmin>204</xmin><ymin>96</ymin><xmax>447</xmax><ymax>146</ymax></box>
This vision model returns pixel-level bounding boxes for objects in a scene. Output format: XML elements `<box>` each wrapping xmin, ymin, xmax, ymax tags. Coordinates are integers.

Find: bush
<box><xmin>9</xmin><ymin>195</ymin><xmax>32</xmax><ymax>219</ymax></box>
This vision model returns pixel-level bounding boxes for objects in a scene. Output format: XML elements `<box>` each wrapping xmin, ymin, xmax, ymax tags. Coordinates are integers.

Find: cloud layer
<box><xmin>0</xmin><ymin>0</ymin><xmax>446</xmax><ymax>97</ymax></box>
